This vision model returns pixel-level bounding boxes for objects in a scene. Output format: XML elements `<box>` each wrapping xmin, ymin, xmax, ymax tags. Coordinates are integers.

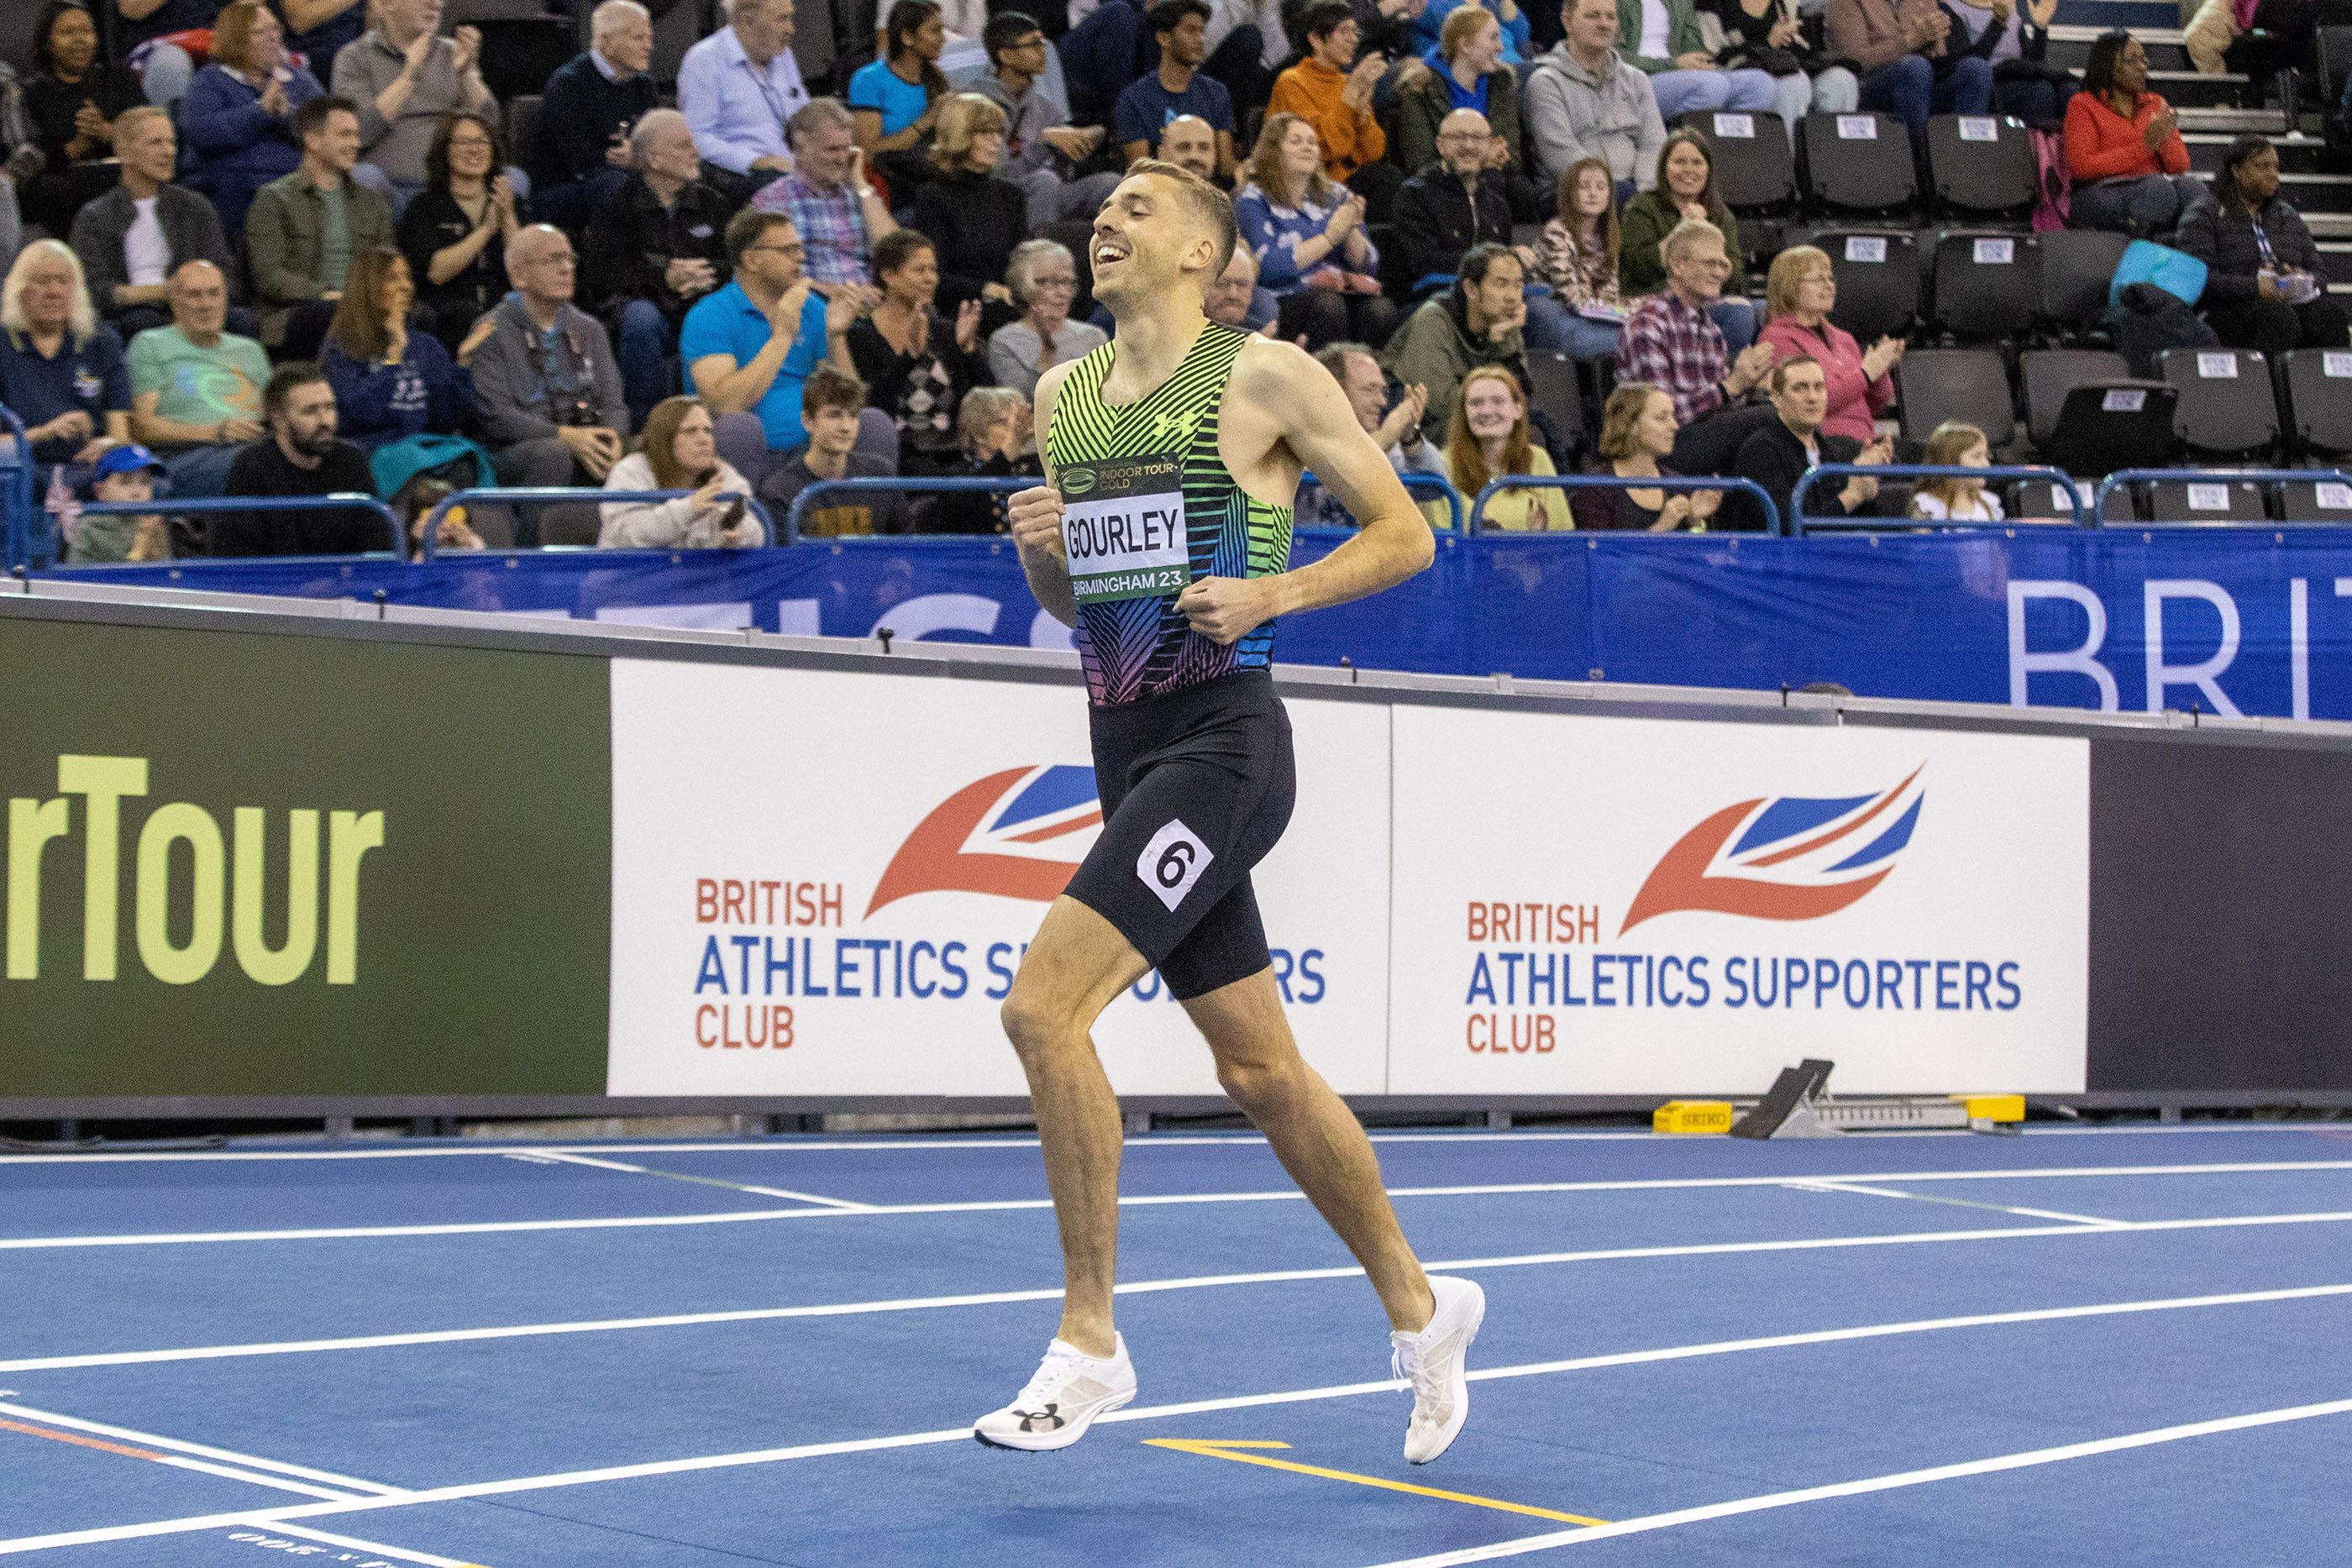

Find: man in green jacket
<box><xmin>246</xmin><ymin>95</ymin><xmax>394</xmax><ymax>358</ymax></box>
<box><xmin>1379</xmin><ymin>241</ymin><xmax>1527</xmax><ymax>445</ymax></box>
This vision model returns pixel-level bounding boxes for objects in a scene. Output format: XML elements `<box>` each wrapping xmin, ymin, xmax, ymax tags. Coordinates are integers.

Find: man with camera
<box><xmin>468</xmin><ymin>223</ymin><xmax>632</xmax><ymax>494</ymax></box>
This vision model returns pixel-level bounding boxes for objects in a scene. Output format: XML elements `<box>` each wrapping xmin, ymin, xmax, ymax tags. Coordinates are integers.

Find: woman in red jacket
<box><xmin>2064</xmin><ymin>31</ymin><xmax>2199</xmax><ymax>237</ymax></box>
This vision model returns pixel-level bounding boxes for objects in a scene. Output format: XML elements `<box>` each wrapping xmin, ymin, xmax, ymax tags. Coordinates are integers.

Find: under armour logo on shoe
<box><xmin>1015</xmin><ymin>1405</ymin><xmax>1065</xmax><ymax>1432</ymax></box>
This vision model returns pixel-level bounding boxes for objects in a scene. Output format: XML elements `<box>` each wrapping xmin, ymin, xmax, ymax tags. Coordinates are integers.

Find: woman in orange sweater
<box><xmin>2064</xmin><ymin>30</ymin><xmax>2199</xmax><ymax>237</ymax></box>
<box><xmin>1268</xmin><ymin>1</ymin><xmax>1403</xmax><ymax>215</ymax></box>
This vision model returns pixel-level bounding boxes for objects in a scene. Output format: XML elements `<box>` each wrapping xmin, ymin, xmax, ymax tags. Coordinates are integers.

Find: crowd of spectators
<box><xmin>0</xmin><ymin>0</ymin><xmax>2344</xmax><ymax>554</ymax></box>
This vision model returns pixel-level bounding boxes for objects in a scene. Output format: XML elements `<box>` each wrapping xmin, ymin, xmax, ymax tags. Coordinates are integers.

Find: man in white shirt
<box><xmin>68</xmin><ymin>107</ymin><xmax>244</xmax><ymax>341</ymax></box>
<box><xmin>679</xmin><ymin>0</ymin><xmax>811</xmax><ymax>199</ymax></box>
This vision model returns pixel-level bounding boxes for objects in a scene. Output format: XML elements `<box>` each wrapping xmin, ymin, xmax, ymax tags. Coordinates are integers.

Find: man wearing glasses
<box><xmin>971</xmin><ymin>13</ymin><xmax>1121</xmax><ymax>230</ymax></box>
<box><xmin>469</xmin><ymin>223</ymin><xmax>633</xmax><ymax>498</ymax></box>
<box><xmin>683</xmin><ymin>209</ymin><xmax>876</xmax><ymax>481</ymax></box>
<box><xmin>1615</xmin><ymin>219</ymin><xmax>1777</xmax><ymax>469</ymax></box>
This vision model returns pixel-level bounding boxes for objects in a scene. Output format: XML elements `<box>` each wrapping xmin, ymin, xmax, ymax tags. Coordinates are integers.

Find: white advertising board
<box><xmin>1386</xmin><ymin>707</ymin><xmax>2089</xmax><ymax>1095</ymax></box>
<box><xmin>606</xmin><ymin>660</ymin><xmax>1389</xmax><ymax>1096</ymax></box>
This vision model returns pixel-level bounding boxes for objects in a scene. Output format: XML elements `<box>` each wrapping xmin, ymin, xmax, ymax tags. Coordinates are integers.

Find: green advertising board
<box><xmin>0</xmin><ymin>615</ymin><xmax>610</xmax><ymax>1097</ymax></box>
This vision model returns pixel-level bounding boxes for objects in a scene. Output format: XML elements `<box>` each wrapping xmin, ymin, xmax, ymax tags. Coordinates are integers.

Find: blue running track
<box><xmin>3</xmin><ymin>1122</ymin><xmax>2349</xmax><ymax>1566</ymax></box>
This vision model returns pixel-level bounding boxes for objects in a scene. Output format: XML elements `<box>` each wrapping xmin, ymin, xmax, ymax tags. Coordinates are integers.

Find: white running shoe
<box><xmin>973</xmin><ymin>1335</ymin><xmax>1137</xmax><ymax>1452</ymax></box>
<box><xmin>1392</xmin><ymin>1276</ymin><xmax>1485</xmax><ymax>1465</ymax></box>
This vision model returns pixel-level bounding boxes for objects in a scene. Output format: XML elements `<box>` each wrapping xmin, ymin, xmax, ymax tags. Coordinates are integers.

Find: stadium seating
<box><xmin>1924</xmin><ymin>114</ymin><xmax>2036</xmax><ymax>223</ymax></box>
<box><xmin>2280</xmin><ymin>477</ymin><xmax>2352</xmax><ymax>523</ymax></box>
<box><xmin>1894</xmin><ymin>349</ymin><xmax>2017</xmax><ymax>449</ymax></box>
<box><xmin>1684</xmin><ymin>111</ymin><xmax>1794</xmax><ymax>212</ymax></box>
<box><xmin>2024</xmin><ymin>350</ymin><xmax>2178</xmax><ymax>475</ymax></box>
<box><xmin>1799</xmin><ymin>113</ymin><xmax>1914</xmax><ymax>219</ymax></box>
<box><xmin>1810</xmin><ymin>229</ymin><xmax>1919</xmax><ymax>342</ymax></box>
<box><xmin>2160</xmin><ymin>349</ymin><xmax>2281</xmax><ymax>461</ymax></box>
<box><xmin>2283</xmin><ymin>349</ymin><xmax>2352</xmax><ymax>459</ymax></box>
<box><xmin>1927</xmin><ymin>231</ymin><xmax>2039</xmax><ymax>345</ymax></box>
<box><xmin>1523</xmin><ymin>349</ymin><xmax>1583</xmax><ymax>463</ymax></box>
<box><xmin>2036</xmin><ymin>231</ymin><xmax>2133</xmax><ymax>341</ymax></box>
<box><xmin>2144</xmin><ymin>478</ymin><xmax>2271</xmax><ymax>525</ymax></box>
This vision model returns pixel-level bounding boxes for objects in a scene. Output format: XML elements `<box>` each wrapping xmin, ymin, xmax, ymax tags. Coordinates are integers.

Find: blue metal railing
<box><xmin>784</xmin><ymin>476</ymin><xmax>1026</xmax><ymax>546</ymax></box>
<box><xmin>1465</xmin><ymin>473</ymin><xmax>1782</xmax><ymax>537</ymax></box>
<box><xmin>0</xmin><ymin>402</ymin><xmax>34</xmax><ymax>568</ymax></box>
<box><xmin>789</xmin><ymin>473</ymin><xmax>1468</xmax><ymax>545</ymax></box>
<box><xmin>1298</xmin><ymin>469</ymin><xmax>1466</xmax><ymax>534</ymax></box>
<box><xmin>417</xmin><ymin>487</ymin><xmax>779</xmax><ymax>559</ymax></box>
<box><xmin>2092</xmin><ymin>468</ymin><xmax>2352</xmax><ymax>527</ymax></box>
<box><xmin>1789</xmin><ymin>464</ymin><xmax>2088</xmax><ymax>533</ymax></box>
<box><xmin>58</xmin><ymin>493</ymin><xmax>404</xmax><ymax>560</ymax></box>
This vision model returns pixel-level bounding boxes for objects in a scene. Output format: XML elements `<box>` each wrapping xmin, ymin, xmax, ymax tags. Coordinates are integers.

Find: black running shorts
<box><xmin>1062</xmin><ymin>670</ymin><xmax>1297</xmax><ymax>1000</ymax></box>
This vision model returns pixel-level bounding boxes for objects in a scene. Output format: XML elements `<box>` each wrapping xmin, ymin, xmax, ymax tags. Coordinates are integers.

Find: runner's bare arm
<box><xmin>1178</xmin><ymin>339</ymin><xmax>1435</xmax><ymax>644</ymax></box>
<box><xmin>1010</xmin><ymin>359</ymin><xmax>1080</xmax><ymax>627</ymax></box>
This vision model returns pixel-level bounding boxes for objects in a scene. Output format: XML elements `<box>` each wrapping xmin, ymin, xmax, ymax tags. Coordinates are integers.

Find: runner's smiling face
<box><xmin>1091</xmin><ymin>175</ymin><xmax>1217</xmax><ymax>307</ymax></box>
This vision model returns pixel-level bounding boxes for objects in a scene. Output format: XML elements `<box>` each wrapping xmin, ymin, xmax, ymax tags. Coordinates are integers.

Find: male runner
<box><xmin>972</xmin><ymin>160</ymin><xmax>1483</xmax><ymax>1464</ymax></box>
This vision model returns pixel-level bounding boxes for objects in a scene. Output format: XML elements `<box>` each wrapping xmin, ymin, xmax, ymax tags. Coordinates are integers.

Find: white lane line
<box><xmin>525</xmin><ymin>1151</ymin><xmax>874</xmax><ymax>1210</ymax></box>
<box><xmin>1356</xmin><ymin>1394</ymin><xmax>2352</xmax><ymax>1565</ymax></box>
<box><xmin>232</xmin><ymin>1520</ymin><xmax>480</xmax><ymax>1567</ymax></box>
<box><xmin>0</xmin><ymin>1123</ymin><xmax>2334</xmax><ymax>1163</ymax></box>
<box><xmin>0</xmin><ymin>1420</ymin><xmax>358</xmax><ymax>1503</ymax></box>
<box><xmin>6</xmin><ymin>1160</ymin><xmax>2349</xmax><ymax>1250</ymax></box>
<box><xmin>0</xmin><ymin>1400</ymin><xmax>401</xmax><ymax>1495</ymax></box>
<box><xmin>1785</xmin><ymin>1179</ymin><xmax>2128</xmax><ymax>1228</ymax></box>
<box><xmin>10</xmin><ymin>1209</ymin><xmax>2352</xmax><ymax>1373</ymax></box>
<box><xmin>4</xmin><ymin>1279</ymin><xmax>2344</xmax><ymax>1557</ymax></box>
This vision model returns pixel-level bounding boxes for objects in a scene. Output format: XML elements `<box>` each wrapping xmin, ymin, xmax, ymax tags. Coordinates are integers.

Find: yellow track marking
<box><xmin>1142</xmin><ymin>1440</ymin><xmax>1609</xmax><ymax>1526</ymax></box>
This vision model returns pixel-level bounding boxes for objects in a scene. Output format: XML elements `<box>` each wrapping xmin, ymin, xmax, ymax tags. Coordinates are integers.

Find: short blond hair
<box><xmin>1659</xmin><ymin>217</ymin><xmax>1725</xmax><ymax>269</ymax></box>
<box><xmin>1766</xmin><ymin>244</ymin><xmax>1832</xmax><ymax>318</ymax></box>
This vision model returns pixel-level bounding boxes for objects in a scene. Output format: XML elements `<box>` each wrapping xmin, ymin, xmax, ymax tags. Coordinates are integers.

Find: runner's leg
<box><xmin>1184</xmin><ymin>967</ymin><xmax>1436</xmax><ymax>1333</ymax></box>
<box><xmin>1000</xmin><ymin>894</ymin><xmax>1154</xmax><ymax>1359</ymax></box>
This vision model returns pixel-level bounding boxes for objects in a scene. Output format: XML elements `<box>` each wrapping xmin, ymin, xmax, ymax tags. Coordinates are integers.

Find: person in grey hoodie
<box><xmin>1524</xmin><ymin>0</ymin><xmax>1667</xmax><ymax>191</ymax></box>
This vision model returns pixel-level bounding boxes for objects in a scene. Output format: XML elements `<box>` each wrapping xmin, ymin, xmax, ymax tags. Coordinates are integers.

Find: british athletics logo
<box><xmin>867</xmin><ymin>765</ymin><xmax>1102</xmax><ymax>916</ymax></box>
<box><xmin>1620</xmin><ymin>768</ymin><xmax>1925</xmax><ymax>934</ymax></box>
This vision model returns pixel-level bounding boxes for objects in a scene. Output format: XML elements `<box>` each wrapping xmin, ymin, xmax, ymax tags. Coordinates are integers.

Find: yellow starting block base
<box><xmin>1956</xmin><ymin>1093</ymin><xmax>2027</xmax><ymax>1124</ymax></box>
<box><xmin>1653</xmin><ymin>1100</ymin><xmax>1736</xmax><ymax>1135</ymax></box>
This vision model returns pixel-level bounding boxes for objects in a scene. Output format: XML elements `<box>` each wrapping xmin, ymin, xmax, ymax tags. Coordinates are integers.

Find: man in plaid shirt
<box><xmin>1618</xmin><ymin>220</ymin><xmax>1776</xmax><ymax>427</ymax></box>
<box><xmin>750</xmin><ymin>99</ymin><xmax>899</xmax><ymax>286</ymax></box>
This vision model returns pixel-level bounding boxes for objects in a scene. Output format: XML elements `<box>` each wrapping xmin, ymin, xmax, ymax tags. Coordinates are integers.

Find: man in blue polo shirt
<box><xmin>681</xmin><ymin>209</ymin><xmax>874</xmax><ymax>478</ymax></box>
<box><xmin>1113</xmin><ymin>0</ymin><xmax>1236</xmax><ymax>172</ymax></box>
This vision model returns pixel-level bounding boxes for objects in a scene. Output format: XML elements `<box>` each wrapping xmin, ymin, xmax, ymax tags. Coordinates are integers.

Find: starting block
<box><xmin>1653</xmin><ymin>1100</ymin><xmax>1736</xmax><ymax>1135</ymax></box>
<box><xmin>1728</xmin><ymin>1061</ymin><xmax>2027</xmax><ymax>1138</ymax></box>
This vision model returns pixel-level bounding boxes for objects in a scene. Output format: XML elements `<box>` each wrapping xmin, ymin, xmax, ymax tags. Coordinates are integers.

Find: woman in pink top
<box><xmin>2063</xmin><ymin>31</ymin><xmax>2197</xmax><ymax>237</ymax></box>
<box><xmin>1756</xmin><ymin>245</ymin><xmax>1900</xmax><ymax>447</ymax></box>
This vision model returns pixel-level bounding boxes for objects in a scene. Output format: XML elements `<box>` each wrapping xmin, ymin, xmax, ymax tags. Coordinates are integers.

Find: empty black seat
<box><xmin>1929</xmin><ymin>230</ymin><xmax>2040</xmax><ymax>343</ymax></box>
<box><xmin>2008</xmin><ymin>476</ymin><xmax>2106</xmax><ymax>525</ymax></box>
<box><xmin>1894</xmin><ymin>348</ymin><xmax>2016</xmax><ymax>448</ymax></box>
<box><xmin>1682</xmin><ymin>110</ymin><xmax>1794</xmax><ymax>212</ymax></box>
<box><xmin>1926</xmin><ymin>113</ymin><xmax>2036</xmax><ymax>220</ymax></box>
<box><xmin>2022</xmin><ymin>349</ymin><xmax>2134</xmax><ymax>447</ymax></box>
<box><xmin>1523</xmin><ymin>348</ymin><xmax>1583</xmax><ymax>463</ymax></box>
<box><xmin>1810</xmin><ymin>228</ymin><xmax>1919</xmax><ymax>341</ymax></box>
<box><xmin>2282</xmin><ymin>348</ymin><xmax>2352</xmax><ymax>456</ymax></box>
<box><xmin>2143</xmin><ymin>479</ymin><xmax>2270</xmax><ymax>524</ymax></box>
<box><xmin>2159</xmin><ymin>347</ymin><xmax>2280</xmax><ymax>458</ymax></box>
<box><xmin>1800</xmin><ymin>111</ymin><xmax>1916</xmax><ymax>217</ymax></box>
<box><xmin>2280</xmin><ymin>477</ymin><xmax>2352</xmax><ymax>523</ymax></box>
<box><xmin>2037</xmin><ymin>230</ymin><xmax>2133</xmax><ymax>338</ymax></box>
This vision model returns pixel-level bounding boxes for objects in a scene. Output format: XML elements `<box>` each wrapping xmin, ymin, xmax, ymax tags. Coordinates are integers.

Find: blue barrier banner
<box><xmin>50</xmin><ymin>525</ymin><xmax>2352</xmax><ymax>720</ymax></box>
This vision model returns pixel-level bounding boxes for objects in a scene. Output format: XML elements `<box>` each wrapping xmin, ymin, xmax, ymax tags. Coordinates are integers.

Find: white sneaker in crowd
<box><xmin>973</xmin><ymin>1335</ymin><xmax>1137</xmax><ymax>1452</ymax></box>
<box><xmin>1392</xmin><ymin>1276</ymin><xmax>1485</xmax><ymax>1465</ymax></box>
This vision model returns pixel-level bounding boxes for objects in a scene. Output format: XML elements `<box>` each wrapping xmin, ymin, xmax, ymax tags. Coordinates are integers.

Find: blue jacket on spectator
<box><xmin>181</xmin><ymin>61</ymin><xmax>324</xmax><ymax>239</ymax></box>
<box><xmin>529</xmin><ymin>51</ymin><xmax>660</xmax><ymax>195</ymax></box>
<box><xmin>320</xmin><ymin>332</ymin><xmax>472</xmax><ymax>451</ymax></box>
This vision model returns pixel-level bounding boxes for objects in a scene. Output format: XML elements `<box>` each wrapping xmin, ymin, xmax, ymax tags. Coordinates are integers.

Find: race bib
<box><xmin>1059</xmin><ymin>452</ymin><xmax>1189</xmax><ymax>604</ymax></box>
